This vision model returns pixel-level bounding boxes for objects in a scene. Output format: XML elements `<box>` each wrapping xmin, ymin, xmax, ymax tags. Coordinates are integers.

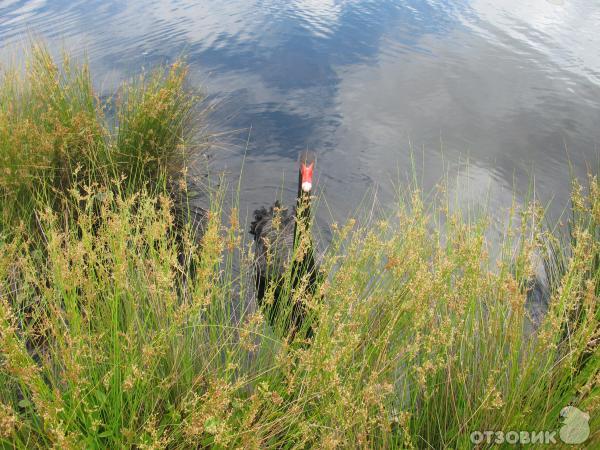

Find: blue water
<box><xmin>1</xmin><ymin>0</ymin><xmax>599</xmax><ymax>226</ymax></box>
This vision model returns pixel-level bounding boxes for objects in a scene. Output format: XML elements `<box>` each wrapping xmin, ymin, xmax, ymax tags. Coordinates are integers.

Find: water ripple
<box><xmin>1</xmin><ymin>0</ymin><xmax>599</xmax><ymax>224</ymax></box>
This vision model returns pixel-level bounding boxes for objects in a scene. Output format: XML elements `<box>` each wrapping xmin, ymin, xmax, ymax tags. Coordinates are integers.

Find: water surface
<box><xmin>1</xmin><ymin>0</ymin><xmax>599</xmax><ymax>230</ymax></box>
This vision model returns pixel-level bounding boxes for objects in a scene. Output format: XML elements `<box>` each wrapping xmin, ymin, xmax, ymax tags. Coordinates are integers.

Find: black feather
<box><xmin>249</xmin><ymin>199</ymin><xmax>317</xmax><ymax>340</ymax></box>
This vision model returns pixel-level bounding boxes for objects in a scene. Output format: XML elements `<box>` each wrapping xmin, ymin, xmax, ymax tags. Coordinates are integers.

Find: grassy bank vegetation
<box><xmin>0</xmin><ymin>45</ymin><xmax>598</xmax><ymax>448</ymax></box>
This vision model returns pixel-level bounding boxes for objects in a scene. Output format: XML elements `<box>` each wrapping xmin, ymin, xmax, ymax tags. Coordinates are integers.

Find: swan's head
<box><xmin>299</xmin><ymin>150</ymin><xmax>316</xmax><ymax>193</ymax></box>
<box><xmin>300</xmin><ymin>162</ymin><xmax>314</xmax><ymax>192</ymax></box>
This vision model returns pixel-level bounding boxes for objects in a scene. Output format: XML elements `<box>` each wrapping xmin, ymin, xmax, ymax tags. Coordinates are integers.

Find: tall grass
<box><xmin>0</xmin><ymin>43</ymin><xmax>198</xmax><ymax>235</ymax></box>
<box><xmin>0</xmin><ymin>45</ymin><xmax>598</xmax><ymax>448</ymax></box>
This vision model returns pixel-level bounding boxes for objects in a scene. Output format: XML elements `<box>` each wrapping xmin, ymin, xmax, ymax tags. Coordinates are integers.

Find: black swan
<box><xmin>250</xmin><ymin>150</ymin><xmax>318</xmax><ymax>338</ymax></box>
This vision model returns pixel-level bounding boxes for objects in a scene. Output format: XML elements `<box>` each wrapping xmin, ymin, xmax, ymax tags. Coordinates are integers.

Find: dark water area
<box><xmin>2</xmin><ymin>0</ymin><xmax>600</xmax><ymax>235</ymax></box>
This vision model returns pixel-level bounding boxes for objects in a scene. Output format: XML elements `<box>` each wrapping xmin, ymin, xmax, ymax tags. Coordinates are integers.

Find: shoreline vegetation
<box><xmin>0</xmin><ymin>45</ymin><xmax>598</xmax><ymax>448</ymax></box>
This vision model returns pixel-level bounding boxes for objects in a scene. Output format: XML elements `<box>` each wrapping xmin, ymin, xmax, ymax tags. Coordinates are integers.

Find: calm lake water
<box><xmin>2</xmin><ymin>0</ymin><xmax>600</xmax><ymax>230</ymax></box>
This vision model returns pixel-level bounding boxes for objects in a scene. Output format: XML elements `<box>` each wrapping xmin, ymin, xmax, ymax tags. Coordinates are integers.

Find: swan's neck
<box><xmin>294</xmin><ymin>170</ymin><xmax>312</xmax><ymax>249</ymax></box>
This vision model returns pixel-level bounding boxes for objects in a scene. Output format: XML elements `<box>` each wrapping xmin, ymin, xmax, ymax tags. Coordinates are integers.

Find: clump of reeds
<box><xmin>0</xmin><ymin>45</ymin><xmax>598</xmax><ymax>448</ymax></box>
<box><xmin>0</xmin><ymin>43</ymin><xmax>199</xmax><ymax>236</ymax></box>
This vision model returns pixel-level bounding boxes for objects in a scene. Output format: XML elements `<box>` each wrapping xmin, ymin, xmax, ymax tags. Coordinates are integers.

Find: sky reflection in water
<box><xmin>1</xmin><ymin>0</ymin><xmax>599</xmax><ymax>233</ymax></box>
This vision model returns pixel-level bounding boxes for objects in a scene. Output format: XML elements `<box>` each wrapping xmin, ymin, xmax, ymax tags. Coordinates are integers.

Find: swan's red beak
<box><xmin>300</xmin><ymin>161</ymin><xmax>314</xmax><ymax>193</ymax></box>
